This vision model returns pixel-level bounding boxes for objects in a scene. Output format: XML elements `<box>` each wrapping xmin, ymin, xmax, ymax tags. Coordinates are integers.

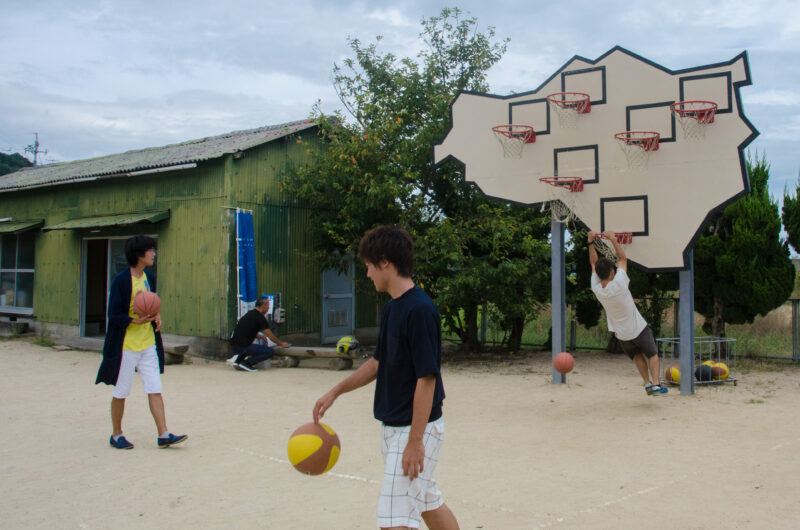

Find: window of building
<box><xmin>1</xmin><ymin>232</ymin><xmax>35</xmax><ymax>311</ymax></box>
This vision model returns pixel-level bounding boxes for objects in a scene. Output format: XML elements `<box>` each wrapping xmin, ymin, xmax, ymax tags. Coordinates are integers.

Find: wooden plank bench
<box><xmin>163</xmin><ymin>343</ymin><xmax>189</xmax><ymax>365</ymax></box>
<box><xmin>277</xmin><ymin>345</ymin><xmax>362</xmax><ymax>370</ymax></box>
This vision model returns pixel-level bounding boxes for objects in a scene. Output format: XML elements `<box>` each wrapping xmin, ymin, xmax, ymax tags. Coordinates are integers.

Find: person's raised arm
<box><xmin>313</xmin><ymin>357</ymin><xmax>379</xmax><ymax>423</ymax></box>
<box><xmin>604</xmin><ymin>230</ymin><xmax>627</xmax><ymax>271</ymax></box>
<box><xmin>587</xmin><ymin>231</ymin><xmax>599</xmax><ymax>270</ymax></box>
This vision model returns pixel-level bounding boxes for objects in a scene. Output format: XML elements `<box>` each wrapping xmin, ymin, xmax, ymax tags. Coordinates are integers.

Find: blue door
<box><xmin>321</xmin><ymin>258</ymin><xmax>354</xmax><ymax>343</ymax></box>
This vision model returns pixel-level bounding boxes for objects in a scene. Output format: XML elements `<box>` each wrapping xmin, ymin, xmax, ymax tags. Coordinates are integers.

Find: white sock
<box><xmin>112</xmin><ymin>434</ymin><xmax>122</xmax><ymax>441</ymax></box>
<box><xmin>159</xmin><ymin>432</ymin><xmax>170</xmax><ymax>439</ymax></box>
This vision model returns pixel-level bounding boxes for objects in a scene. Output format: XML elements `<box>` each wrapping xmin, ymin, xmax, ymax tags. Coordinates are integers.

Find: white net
<box><xmin>615</xmin><ymin>132</ymin><xmax>659</xmax><ymax>170</ymax></box>
<box><xmin>593</xmin><ymin>233</ymin><xmax>633</xmax><ymax>263</ymax></box>
<box><xmin>547</xmin><ymin>93</ymin><xmax>590</xmax><ymax>129</ymax></box>
<box><xmin>493</xmin><ymin>126</ymin><xmax>533</xmax><ymax>159</ymax></box>
<box><xmin>672</xmin><ymin>101</ymin><xmax>717</xmax><ymax>141</ymax></box>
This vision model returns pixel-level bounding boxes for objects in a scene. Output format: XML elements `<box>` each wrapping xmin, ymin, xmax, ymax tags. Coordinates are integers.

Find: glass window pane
<box><xmin>1</xmin><ymin>271</ymin><xmax>14</xmax><ymax>306</ymax></box>
<box><xmin>109</xmin><ymin>239</ymin><xmax>129</xmax><ymax>278</ymax></box>
<box><xmin>109</xmin><ymin>238</ymin><xmax>157</xmax><ymax>288</ymax></box>
<box><xmin>15</xmin><ymin>272</ymin><xmax>33</xmax><ymax>308</ymax></box>
<box><xmin>17</xmin><ymin>232</ymin><xmax>35</xmax><ymax>269</ymax></box>
<box><xmin>1</xmin><ymin>236</ymin><xmax>15</xmax><ymax>269</ymax></box>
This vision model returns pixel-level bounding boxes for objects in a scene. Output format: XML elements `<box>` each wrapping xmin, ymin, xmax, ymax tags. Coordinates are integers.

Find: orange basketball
<box><xmin>553</xmin><ymin>352</ymin><xmax>574</xmax><ymax>374</ymax></box>
<box><xmin>133</xmin><ymin>291</ymin><xmax>161</xmax><ymax>317</ymax></box>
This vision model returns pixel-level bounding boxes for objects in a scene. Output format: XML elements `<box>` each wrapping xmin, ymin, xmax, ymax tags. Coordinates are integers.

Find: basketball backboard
<box><xmin>433</xmin><ymin>46</ymin><xmax>758</xmax><ymax>271</ymax></box>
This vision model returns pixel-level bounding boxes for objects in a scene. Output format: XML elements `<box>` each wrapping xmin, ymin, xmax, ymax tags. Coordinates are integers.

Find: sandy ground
<box><xmin>2</xmin><ymin>339</ymin><xmax>800</xmax><ymax>530</ymax></box>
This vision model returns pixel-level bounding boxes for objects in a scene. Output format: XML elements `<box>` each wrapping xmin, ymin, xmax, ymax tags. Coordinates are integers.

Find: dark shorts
<box><xmin>619</xmin><ymin>325</ymin><xmax>658</xmax><ymax>360</ymax></box>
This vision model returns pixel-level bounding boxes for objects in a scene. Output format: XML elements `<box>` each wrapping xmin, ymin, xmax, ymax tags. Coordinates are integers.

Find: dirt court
<box><xmin>2</xmin><ymin>340</ymin><xmax>799</xmax><ymax>529</ymax></box>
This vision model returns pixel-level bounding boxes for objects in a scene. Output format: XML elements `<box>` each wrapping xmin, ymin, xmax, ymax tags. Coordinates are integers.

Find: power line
<box><xmin>24</xmin><ymin>133</ymin><xmax>47</xmax><ymax>165</ymax></box>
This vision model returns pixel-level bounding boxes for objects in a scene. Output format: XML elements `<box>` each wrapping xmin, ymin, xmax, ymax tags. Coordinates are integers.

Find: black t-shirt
<box><xmin>373</xmin><ymin>285</ymin><xmax>445</xmax><ymax>426</ymax></box>
<box><xmin>230</xmin><ymin>309</ymin><xmax>268</xmax><ymax>348</ymax></box>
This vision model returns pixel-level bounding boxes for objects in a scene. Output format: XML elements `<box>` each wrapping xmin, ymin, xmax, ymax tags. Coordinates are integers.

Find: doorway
<box><xmin>321</xmin><ymin>258</ymin><xmax>354</xmax><ymax>343</ymax></box>
<box><xmin>81</xmin><ymin>237</ymin><xmax>157</xmax><ymax>337</ymax></box>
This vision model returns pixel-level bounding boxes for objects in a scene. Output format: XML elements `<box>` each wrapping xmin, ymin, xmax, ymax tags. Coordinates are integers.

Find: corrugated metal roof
<box><xmin>0</xmin><ymin>219</ymin><xmax>44</xmax><ymax>234</ymax></box>
<box><xmin>0</xmin><ymin>119</ymin><xmax>316</xmax><ymax>192</ymax></box>
<box><xmin>43</xmin><ymin>210</ymin><xmax>170</xmax><ymax>231</ymax></box>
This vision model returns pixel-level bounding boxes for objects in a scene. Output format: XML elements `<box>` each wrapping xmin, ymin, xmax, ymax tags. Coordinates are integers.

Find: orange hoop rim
<box><xmin>492</xmin><ymin>124</ymin><xmax>536</xmax><ymax>143</ymax></box>
<box><xmin>614</xmin><ymin>131</ymin><xmax>660</xmax><ymax>151</ymax></box>
<box><xmin>546</xmin><ymin>92</ymin><xmax>591</xmax><ymax>113</ymax></box>
<box><xmin>597</xmin><ymin>232</ymin><xmax>633</xmax><ymax>244</ymax></box>
<box><xmin>670</xmin><ymin>100</ymin><xmax>718</xmax><ymax>116</ymax></box>
<box><xmin>539</xmin><ymin>176</ymin><xmax>584</xmax><ymax>192</ymax></box>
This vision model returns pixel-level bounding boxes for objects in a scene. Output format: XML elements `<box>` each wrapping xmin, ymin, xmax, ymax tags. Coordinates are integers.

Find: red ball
<box><xmin>553</xmin><ymin>352</ymin><xmax>574</xmax><ymax>374</ymax></box>
<box><xmin>133</xmin><ymin>291</ymin><xmax>161</xmax><ymax>317</ymax></box>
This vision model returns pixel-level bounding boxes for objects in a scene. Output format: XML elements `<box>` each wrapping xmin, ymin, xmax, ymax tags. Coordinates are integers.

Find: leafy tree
<box><xmin>285</xmin><ymin>8</ymin><xmax>557</xmax><ymax>349</ymax></box>
<box><xmin>0</xmin><ymin>153</ymin><xmax>31</xmax><ymax>176</ymax></box>
<box><xmin>782</xmin><ymin>168</ymin><xmax>800</xmax><ymax>255</ymax></box>
<box><xmin>694</xmin><ymin>155</ymin><xmax>795</xmax><ymax>337</ymax></box>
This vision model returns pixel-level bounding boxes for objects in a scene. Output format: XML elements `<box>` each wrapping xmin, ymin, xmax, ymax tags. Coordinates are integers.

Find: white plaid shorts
<box><xmin>377</xmin><ymin>417</ymin><xmax>445</xmax><ymax>529</ymax></box>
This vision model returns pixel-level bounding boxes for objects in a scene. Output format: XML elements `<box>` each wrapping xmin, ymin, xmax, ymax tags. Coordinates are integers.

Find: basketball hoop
<box><xmin>594</xmin><ymin>232</ymin><xmax>633</xmax><ymax>263</ymax></box>
<box><xmin>671</xmin><ymin>100</ymin><xmax>718</xmax><ymax>140</ymax></box>
<box><xmin>615</xmin><ymin>131</ymin><xmax>660</xmax><ymax>170</ymax></box>
<box><xmin>539</xmin><ymin>177</ymin><xmax>584</xmax><ymax>223</ymax></box>
<box><xmin>547</xmin><ymin>92</ymin><xmax>591</xmax><ymax>128</ymax></box>
<box><xmin>492</xmin><ymin>125</ymin><xmax>535</xmax><ymax>159</ymax></box>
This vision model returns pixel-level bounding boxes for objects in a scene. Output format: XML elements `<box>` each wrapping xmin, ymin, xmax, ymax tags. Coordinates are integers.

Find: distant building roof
<box><xmin>0</xmin><ymin>119</ymin><xmax>316</xmax><ymax>192</ymax></box>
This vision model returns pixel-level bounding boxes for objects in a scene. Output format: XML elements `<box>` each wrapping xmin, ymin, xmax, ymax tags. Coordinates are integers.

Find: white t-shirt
<box><xmin>590</xmin><ymin>268</ymin><xmax>647</xmax><ymax>341</ymax></box>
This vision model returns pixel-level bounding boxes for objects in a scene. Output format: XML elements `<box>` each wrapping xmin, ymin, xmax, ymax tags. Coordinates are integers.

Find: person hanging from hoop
<box><xmin>588</xmin><ymin>230</ymin><xmax>668</xmax><ymax>396</ymax></box>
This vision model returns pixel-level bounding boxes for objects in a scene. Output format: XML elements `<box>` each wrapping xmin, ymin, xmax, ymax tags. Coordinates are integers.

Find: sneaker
<box><xmin>109</xmin><ymin>435</ymin><xmax>134</xmax><ymax>450</ymax></box>
<box><xmin>645</xmin><ymin>383</ymin><xmax>668</xmax><ymax>396</ymax></box>
<box><xmin>158</xmin><ymin>433</ymin><xmax>188</xmax><ymax>448</ymax></box>
<box><xmin>234</xmin><ymin>361</ymin><xmax>257</xmax><ymax>372</ymax></box>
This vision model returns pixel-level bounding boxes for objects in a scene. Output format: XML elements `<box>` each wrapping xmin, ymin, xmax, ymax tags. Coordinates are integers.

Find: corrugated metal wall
<box><xmin>0</xmin><ymin>160</ymin><xmax>232</xmax><ymax>338</ymax></box>
<box><xmin>1</xmin><ymin>126</ymin><xmax>379</xmax><ymax>340</ymax></box>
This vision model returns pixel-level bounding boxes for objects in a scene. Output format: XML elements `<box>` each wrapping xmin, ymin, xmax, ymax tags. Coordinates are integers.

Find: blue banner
<box><xmin>236</xmin><ymin>210</ymin><xmax>257</xmax><ymax>317</ymax></box>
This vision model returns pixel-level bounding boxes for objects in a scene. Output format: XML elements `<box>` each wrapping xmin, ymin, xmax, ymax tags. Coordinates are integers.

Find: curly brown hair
<box><xmin>358</xmin><ymin>225</ymin><xmax>414</xmax><ymax>277</ymax></box>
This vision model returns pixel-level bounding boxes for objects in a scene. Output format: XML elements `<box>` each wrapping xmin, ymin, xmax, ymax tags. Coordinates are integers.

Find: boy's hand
<box><xmin>587</xmin><ymin>231</ymin><xmax>597</xmax><ymax>243</ymax></box>
<box><xmin>604</xmin><ymin>230</ymin><xmax>616</xmax><ymax>240</ymax></box>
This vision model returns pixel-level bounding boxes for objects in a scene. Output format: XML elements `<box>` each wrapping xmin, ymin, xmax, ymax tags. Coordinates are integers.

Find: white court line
<box><xmin>232</xmin><ymin>447</ymin><xmax>381</xmax><ymax>484</ymax></box>
<box><xmin>770</xmin><ymin>437</ymin><xmax>800</xmax><ymax>451</ymax></box>
<box><xmin>534</xmin><ymin>475</ymin><xmax>690</xmax><ymax>529</ymax></box>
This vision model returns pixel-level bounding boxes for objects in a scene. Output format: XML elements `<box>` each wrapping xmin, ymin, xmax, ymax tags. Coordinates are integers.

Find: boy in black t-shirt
<box><xmin>230</xmin><ymin>296</ymin><xmax>288</xmax><ymax>372</ymax></box>
<box><xmin>314</xmin><ymin>226</ymin><xmax>459</xmax><ymax>530</ymax></box>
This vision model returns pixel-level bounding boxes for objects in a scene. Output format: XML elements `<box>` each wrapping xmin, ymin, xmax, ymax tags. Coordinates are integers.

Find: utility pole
<box><xmin>25</xmin><ymin>133</ymin><xmax>47</xmax><ymax>166</ymax></box>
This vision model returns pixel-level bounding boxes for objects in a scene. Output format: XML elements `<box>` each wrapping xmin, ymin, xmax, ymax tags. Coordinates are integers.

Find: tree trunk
<box><xmin>507</xmin><ymin>316</ymin><xmax>524</xmax><ymax>351</ymax></box>
<box><xmin>711</xmin><ymin>297</ymin><xmax>726</xmax><ymax>338</ymax></box>
<box><xmin>462</xmin><ymin>304</ymin><xmax>481</xmax><ymax>352</ymax></box>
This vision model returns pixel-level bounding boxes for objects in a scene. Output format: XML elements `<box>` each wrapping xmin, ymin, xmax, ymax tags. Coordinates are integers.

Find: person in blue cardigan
<box><xmin>95</xmin><ymin>235</ymin><xmax>187</xmax><ymax>449</ymax></box>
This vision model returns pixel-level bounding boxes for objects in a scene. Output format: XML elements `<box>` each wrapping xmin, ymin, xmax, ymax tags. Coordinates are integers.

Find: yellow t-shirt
<box><xmin>123</xmin><ymin>272</ymin><xmax>156</xmax><ymax>352</ymax></box>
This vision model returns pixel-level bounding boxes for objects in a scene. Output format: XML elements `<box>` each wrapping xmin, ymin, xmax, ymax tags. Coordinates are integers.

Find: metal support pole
<box><xmin>679</xmin><ymin>250</ymin><xmax>695</xmax><ymax>395</ymax></box>
<box><xmin>552</xmin><ymin>220</ymin><xmax>566</xmax><ymax>384</ymax></box>
<box><xmin>673</xmin><ymin>297</ymin><xmax>680</xmax><ymax>338</ymax></box>
<box><xmin>569</xmin><ymin>320</ymin><xmax>577</xmax><ymax>352</ymax></box>
<box><xmin>792</xmin><ymin>299</ymin><xmax>799</xmax><ymax>363</ymax></box>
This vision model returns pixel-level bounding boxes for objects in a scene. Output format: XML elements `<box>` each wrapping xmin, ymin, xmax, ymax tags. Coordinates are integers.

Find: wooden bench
<box><xmin>163</xmin><ymin>343</ymin><xmax>189</xmax><ymax>365</ymax></box>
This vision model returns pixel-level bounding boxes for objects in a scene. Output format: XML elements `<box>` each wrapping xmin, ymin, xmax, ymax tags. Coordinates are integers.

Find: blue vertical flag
<box><xmin>236</xmin><ymin>210</ymin><xmax>258</xmax><ymax>318</ymax></box>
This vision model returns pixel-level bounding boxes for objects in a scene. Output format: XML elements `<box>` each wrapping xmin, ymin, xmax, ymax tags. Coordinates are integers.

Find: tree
<box><xmin>782</xmin><ymin>168</ymin><xmax>800</xmax><ymax>255</ymax></box>
<box><xmin>694</xmin><ymin>155</ymin><xmax>795</xmax><ymax>337</ymax></box>
<box><xmin>0</xmin><ymin>153</ymin><xmax>31</xmax><ymax>176</ymax></box>
<box><xmin>284</xmin><ymin>8</ymin><xmax>554</xmax><ymax>349</ymax></box>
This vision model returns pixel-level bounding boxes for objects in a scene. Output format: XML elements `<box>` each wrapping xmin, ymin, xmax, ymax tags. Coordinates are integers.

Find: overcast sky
<box><xmin>1</xmin><ymin>0</ymin><xmax>798</xmax><ymax>199</ymax></box>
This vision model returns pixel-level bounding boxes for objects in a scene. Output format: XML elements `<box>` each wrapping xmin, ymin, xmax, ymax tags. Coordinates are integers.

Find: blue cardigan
<box><xmin>95</xmin><ymin>269</ymin><xmax>165</xmax><ymax>386</ymax></box>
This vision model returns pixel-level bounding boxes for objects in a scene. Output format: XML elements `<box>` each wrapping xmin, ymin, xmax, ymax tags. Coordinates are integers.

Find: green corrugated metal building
<box><xmin>0</xmin><ymin>120</ymin><xmax>379</xmax><ymax>356</ymax></box>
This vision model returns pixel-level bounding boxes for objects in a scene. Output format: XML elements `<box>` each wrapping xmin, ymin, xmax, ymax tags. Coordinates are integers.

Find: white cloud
<box><xmin>745</xmin><ymin>90</ymin><xmax>800</xmax><ymax>106</ymax></box>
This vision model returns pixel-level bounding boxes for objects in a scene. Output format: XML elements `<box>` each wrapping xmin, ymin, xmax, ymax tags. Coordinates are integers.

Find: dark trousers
<box><xmin>232</xmin><ymin>343</ymin><xmax>275</xmax><ymax>366</ymax></box>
